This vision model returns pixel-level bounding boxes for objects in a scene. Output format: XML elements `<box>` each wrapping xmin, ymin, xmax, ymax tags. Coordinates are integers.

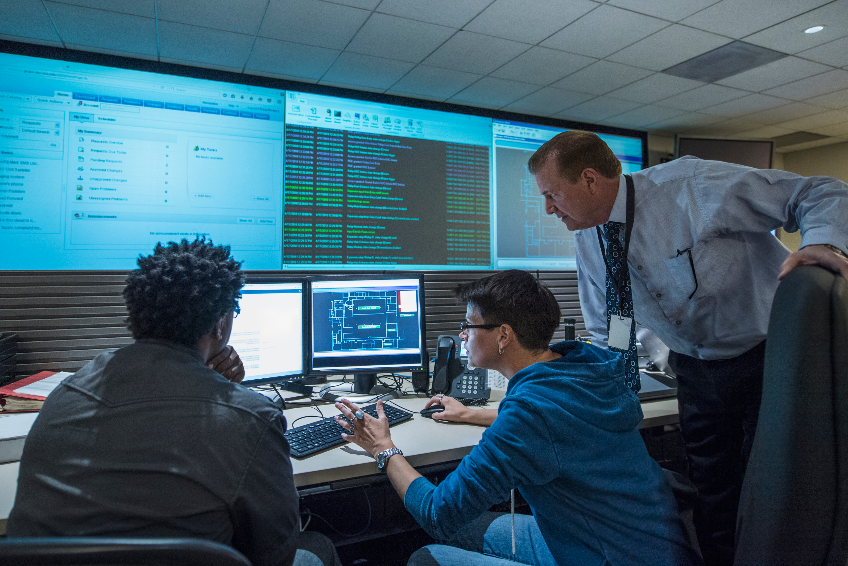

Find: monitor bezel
<box><xmin>306</xmin><ymin>272</ymin><xmax>429</xmax><ymax>377</ymax></box>
<box><xmin>231</xmin><ymin>275</ymin><xmax>309</xmax><ymax>386</ymax></box>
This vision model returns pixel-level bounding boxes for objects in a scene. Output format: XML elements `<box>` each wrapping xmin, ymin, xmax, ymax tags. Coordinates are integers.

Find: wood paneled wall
<box><xmin>0</xmin><ymin>270</ymin><xmax>584</xmax><ymax>378</ymax></box>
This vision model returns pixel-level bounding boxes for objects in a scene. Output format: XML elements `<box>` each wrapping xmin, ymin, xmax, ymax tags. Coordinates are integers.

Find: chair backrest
<box><xmin>0</xmin><ymin>537</ymin><xmax>254</xmax><ymax>566</ymax></box>
<box><xmin>735</xmin><ymin>265</ymin><xmax>848</xmax><ymax>565</ymax></box>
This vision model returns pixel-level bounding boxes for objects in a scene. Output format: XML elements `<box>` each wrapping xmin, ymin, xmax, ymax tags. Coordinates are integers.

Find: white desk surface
<box><xmin>0</xmin><ymin>393</ymin><xmax>678</xmax><ymax>529</ymax></box>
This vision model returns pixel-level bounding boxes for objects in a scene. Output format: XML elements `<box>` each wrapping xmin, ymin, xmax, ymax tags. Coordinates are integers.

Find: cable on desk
<box><xmin>301</xmin><ymin>486</ymin><xmax>372</xmax><ymax>538</ymax></box>
<box><xmin>269</xmin><ymin>383</ymin><xmax>285</xmax><ymax>410</ymax></box>
<box><xmin>289</xmin><ymin>405</ymin><xmax>326</xmax><ymax>428</ymax></box>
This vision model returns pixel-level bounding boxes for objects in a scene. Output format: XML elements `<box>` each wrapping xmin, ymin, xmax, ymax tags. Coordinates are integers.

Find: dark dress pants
<box><xmin>668</xmin><ymin>341</ymin><xmax>766</xmax><ymax>566</ymax></box>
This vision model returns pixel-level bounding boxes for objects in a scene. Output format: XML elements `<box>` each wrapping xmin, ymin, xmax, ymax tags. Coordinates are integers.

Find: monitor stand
<box><xmin>353</xmin><ymin>373</ymin><xmax>377</xmax><ymax>394</ymax></box>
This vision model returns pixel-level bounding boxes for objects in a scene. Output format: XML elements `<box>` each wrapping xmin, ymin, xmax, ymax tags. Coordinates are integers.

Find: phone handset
<box><xmin>432</xmin><ymin>335</ymin><xmax>463</xmax><ymax>395</ymax></box>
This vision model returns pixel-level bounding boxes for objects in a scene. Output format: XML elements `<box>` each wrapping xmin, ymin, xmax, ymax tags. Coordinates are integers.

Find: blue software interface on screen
<box><xmin>492</xmin><ymin>120</ymin><xmax>644</xmax><ymax>270</ymax></box>
<box><xmin>310</xmin><ymin>278</ymin><xmax>425</xmax><ymax>372</ymax></box>
<box><xmin>227</xmin><ymin>281</ymin><xmax>304</xmax><ymax>384</ymax></box>
<box><xmin>0</xmin><ymin>52</ymin><xmax>285</xmax><ymax>269</ymax></box>
<box><xmin>1</xmin><ymin>51</ymin><xmax>646</xmax><ymax>271</ymax></box>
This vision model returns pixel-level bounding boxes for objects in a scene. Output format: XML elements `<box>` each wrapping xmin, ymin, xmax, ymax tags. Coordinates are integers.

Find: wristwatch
<box><xmin>376</xmin><ymin>447</ymin><xmax>403</xmax><ymax>472</ymax></box>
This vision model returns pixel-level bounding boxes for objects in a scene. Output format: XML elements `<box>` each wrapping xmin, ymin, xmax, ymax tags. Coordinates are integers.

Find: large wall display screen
<box><xmin>493</xmin><ymin>120</ymin><xmax>644</xmax><ymax>270</ymax></box>
<box><xmin>284</xmin><ymin>91</ymin><xmax>492</xmax><ymax>270</ymax></box>
<box><xmin>0</xmin><ymin>49</ymin><xmax>645</xmax><ymax>271</ymax></box>
<box><xmin>0</xmin><ymin>52</ymin><xmax>285</xmax><ymax>269</ymax></box>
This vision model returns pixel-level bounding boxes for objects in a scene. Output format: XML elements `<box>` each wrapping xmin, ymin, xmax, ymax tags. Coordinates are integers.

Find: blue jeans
<box><xmin>293</xmin><ymin>531</ymin><xmax>341</xmax><ymax>566</ymax></box>
<box><xmin>407</xmin><ymin>512</ymin><xmax>557</xmax><ymax>566</ymax></box>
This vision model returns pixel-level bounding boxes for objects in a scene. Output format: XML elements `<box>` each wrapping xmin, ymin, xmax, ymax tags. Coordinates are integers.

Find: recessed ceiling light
<box><xmin>805</xmin><ymin>25</ymin><xmax>825</xmax><ymax>34</ymax></box>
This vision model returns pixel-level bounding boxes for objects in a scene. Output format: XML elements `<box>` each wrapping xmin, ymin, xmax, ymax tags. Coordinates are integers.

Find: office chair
<box><xmin>0</xmin><ymin>537</ymin><xmax>254</xmax><ymax>566</ymax></box>
<box><xmin>734</xmin><ymin>265</ymin><xmax>848</xmax><ymax>565</ymax></box>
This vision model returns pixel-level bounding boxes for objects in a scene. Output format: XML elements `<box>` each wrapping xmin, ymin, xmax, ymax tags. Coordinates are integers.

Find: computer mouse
<box><xmin>420</xmin><ymin>404</ymin><xmax>445</xmax><ymax>418</ymax></box>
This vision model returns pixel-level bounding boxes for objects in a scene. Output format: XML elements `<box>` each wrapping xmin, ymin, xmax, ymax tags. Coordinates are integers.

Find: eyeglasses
<box><xmin>460</xmin><ymin>321</ymin><xmax>501</xmax><ymax>331</ymax></box>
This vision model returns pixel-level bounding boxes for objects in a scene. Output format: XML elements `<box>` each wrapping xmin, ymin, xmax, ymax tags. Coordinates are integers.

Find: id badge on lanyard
<box><xmin>597</xmin><ymin>175</ymin><xmax>635</xmax><ymax>350</ymax></box>
<box><xmin>608</xmin><ymin>315</ymin><xmax>632</xmax><ymax>350</ymax></box>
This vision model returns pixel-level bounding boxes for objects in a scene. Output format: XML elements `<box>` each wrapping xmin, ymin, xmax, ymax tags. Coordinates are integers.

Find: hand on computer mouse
<box><xmin>419</xmin><ymin>404</ymin><xmax>445</xmax><ymax>418</ymax></box>
<box><xmin>422</xmin><ymin>395</ymin><xmax>468</xmax><ymax>422</ymax></box>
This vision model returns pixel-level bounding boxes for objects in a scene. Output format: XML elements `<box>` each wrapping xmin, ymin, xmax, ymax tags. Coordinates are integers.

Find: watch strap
<box><xmin>377</xmin><ymin>447</ymin><xmax>403</xmax><ymax>471</ymax></box>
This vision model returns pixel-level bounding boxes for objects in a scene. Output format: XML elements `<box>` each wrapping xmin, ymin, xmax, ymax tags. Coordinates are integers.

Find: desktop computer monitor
<box><xmin>308</xmin><ymin>274</ymin><xmax>428</xmax><ymax>385</ymax></box>
<box><xmin>227</xmin><ymin>278</ymin><xmax>307</xmax><ymax>386</ymax></box>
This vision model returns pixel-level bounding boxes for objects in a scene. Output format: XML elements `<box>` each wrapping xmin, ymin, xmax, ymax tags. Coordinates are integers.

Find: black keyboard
<box><xmin>284</xmin><ymin>402</ymin><xmax>414</xmax><ymax>459</ymax></box>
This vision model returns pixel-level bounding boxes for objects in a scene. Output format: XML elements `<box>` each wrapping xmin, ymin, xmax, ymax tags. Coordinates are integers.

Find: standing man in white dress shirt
<box><xmin>528</xmin><ymin>130</ymin><xmax>848</xmax><ymax>566</ymax></box>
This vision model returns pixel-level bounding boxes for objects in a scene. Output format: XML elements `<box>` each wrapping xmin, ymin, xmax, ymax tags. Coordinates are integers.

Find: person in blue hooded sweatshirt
<box><xmin>334</xmin><ymin>270</ymin><xmax>700</xmax><ymax>566</ymax></box>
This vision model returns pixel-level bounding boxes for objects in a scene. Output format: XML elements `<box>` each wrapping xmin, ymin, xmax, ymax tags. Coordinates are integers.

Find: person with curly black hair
<box><xmin>8</xmin><ymin>239</ymin><xmax>340</xmax><ymax>566</ymax></box>
<box><xmin>122</xmin><ymin>238</ymin><xmax>246</xmax><ymax>381</ymax></box>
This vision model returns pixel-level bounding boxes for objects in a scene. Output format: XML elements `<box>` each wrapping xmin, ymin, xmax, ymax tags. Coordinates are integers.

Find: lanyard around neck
<box><xmin>596</xmin><ymin>175</ymin><xmax>635</xmax><ymax>309</ymax></box>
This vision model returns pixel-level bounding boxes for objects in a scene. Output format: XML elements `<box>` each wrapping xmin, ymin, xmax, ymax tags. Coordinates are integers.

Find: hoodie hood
<box><xmin>505</xmin><ymin>340</ymin><xmax>642</xmax><ymax>433</ymax></box>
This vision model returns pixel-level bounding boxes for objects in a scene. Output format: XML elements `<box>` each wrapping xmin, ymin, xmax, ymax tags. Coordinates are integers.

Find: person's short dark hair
<box><xmin>454</xmin><ymin>270</ymin><xmax>561</xmax><ymax>351</ymax></box>
<box><xmin>527</xmin><ymin>130</ymin><xmax>622</xmax><ymax>183</ymax></box>
<box><xmin>123</xmin><ymin>238</ymin><xmax>244</xmax><ymax>347</ymax></box>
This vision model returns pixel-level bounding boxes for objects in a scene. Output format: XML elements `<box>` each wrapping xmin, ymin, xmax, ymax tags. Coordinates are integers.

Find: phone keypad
<box><xmin>458</xmin><ymin>373</ymin><xmax>480</xmax><ymax>395</ymax></box>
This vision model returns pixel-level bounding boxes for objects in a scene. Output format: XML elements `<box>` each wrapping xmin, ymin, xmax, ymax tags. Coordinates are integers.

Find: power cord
<box><xmin>300</xmin><ymin>486</ymin><xmax>372</xmax><ymax>538</ymax></box>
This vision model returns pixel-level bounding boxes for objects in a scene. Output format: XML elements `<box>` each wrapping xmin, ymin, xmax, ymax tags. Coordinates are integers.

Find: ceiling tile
<box><xmin>716</xmin><ymin>56</ymin><xmax>832</xmax><ymax>92</ymax></box>
<box><xmin>608</xmin><ymin>25</ymin><xmax>730</xmax><ymax>71</ymax></box>
<box><xmin>775</xmin><ymin>137</ymin><xmax>848</xmax><ymax>152</ymax></box>
<box><xmin>732</xmin><ymin>125</ymin><xmax>795</xmax><ymax>138</ymax></box>
<box><xmin>320</xmin><ymin>52</ymin><xmax>414</xmax><ymax>90</ymax></box>
<box><xmin>464</xmin><ymin>0</ymin><xmax>598</xmax><ymax>44</ymax></box>
<box><xmin>646</xmin><ymin>112</ymin><xmax>723</xmax><ymax>131</ymax></box>
<box><xmin>375</xmin><ymin>0</ymin><xmax>493</xmax><ymax>28</ymax></box>
<box><xmin>680</xmin><ymin>0</ymin><xmax>832</xmax><ymax>40</ymax></box>
<box><xmin>554</xmin><ymin>96</ymin><xmax>643</xmax><ymax>123</ymax></box>
<box><xmin>490</xmin><ymin>47</ymin><xmax>596</xmax><ymax>86</ymax></box>
<box><xmin>606</xmin><ymin>0</ymin><xmax>720</xmax><ymax>22</ymax></box>
<box><xmin>159</xmin><ymin>21</ymin><xmax>255</xmax><ymax>69</ymax></box>
<box><xmin>383</xmin><ymin>91</ymin><xmax>446</xmax><ymax>102</ymax></box>
<box><xmin>808</xmin><ymin>122</ymin><xmax>848</xmax><ymax>136</ymax></box>
<box><xmin>698</xmin><ymin>93</ymin><xmax>797</xmax><ymax>117</ymax></box>
<box><xmin>421</xmin><ymin>31</ymin><xmax>530</xmax><ymax>75</ymax></box>
<box><xmin>775</xmin><ymin>109</ymin><xmax>848</xmax><ymax>131</ymax></box>
<box><xmin>610</xmin><ymin>105</ymin><xmax>688</xmax><ymax>129</ymax></box>
<box><xmin>345</xmin><ymin>13</ymin><xmax>455</xmax><ymax>63</ymax></box>
<box><xmin>0</xmin><ymin>0</ymin><xmax>62</xmax><ymax>43</ymax></box>
<box><xmin>330</xmin><ymin>0</ymin><xmax>382</xmax><ymax>8</ymax></box>
<box><xmin>552</xmin><ymin>60</ymin><xmax>653</xmax><ymax>95</ymax></box>
<box><xmin>64</xmin><ymin>43</ymin><xmax>158</xmax><ymax>60</ymax></box>
<box><xmin>805</xmin><ymin>89</ymin><xmax>848</xmax><ymax>109</ymax></box>
<box><xmin>541</xmin><ymin>5</ymin><xmax>669</xmax><ymax>59</ymax></box>
<box><xmin>313</xmin><ymin>80</ymin><xmax>385</xmax><ymax>93</ymax></box>
<box><xmin>607</xmin><ymin>73</ymin><xmax>704</xmax><ymax>104</ymax></box>
<box><xmin>654</xmin><ymin>84</ymin><xmax>748</xmax><ymax>111</ymax></box>
<box><xmin>742</xmin><ymin>102</ymin><xmax>825</xmax><ymax>124</ymax></box>
<box><xmin>259</xmin><ymin>0</ymin><xmax>370</xmax><ymax>51</ymax></box>
<box><xmin>386</xmin><ymin>64</ymin><xmax>482</xmax><ymax>100</ymax></box>
<box><xmin>0</xmin><ymin>34</ymin><xmax>63</xmax><ymax>47</ymax></box>
<box><xmin>447</xmin><ymin>76</ymin><xmax>539</xmax><ymax>109</ymax></box>
<box><xmin>743</xmin><ymin>0</ymin><xmax>848</xmax><ymax>54</ymax></box>
<box><xmin>501</xmin><ymin>86</ymin><xmax>594</xmax><ymax>116</ymax></box>
<box><xmin>685</xmin><ymin>119</ymin><xmax>768</xmax><ymax>136</ymax></box>
<box><xmin>157</xmin><ymin>0</ymin><xmax>268</xmax><ymax>35</ymax></box>
<box><xmin>763</xmin><ymin>69</ymin><xmax>848</xmax><ymax>101</ymax></box>
<box><xmin>157</xmin><ymin>56</ymin><xmax>244</xmax><ymax>74</ymax></box>
<box><xmin>245</xmin><ymin>37</ymin><xmax>340</xmax><ymax>81</ymax></box>
<box><xmin>798</xmin><ymin>36</ymin><xmax>848</xmax><ymax>68</ymax></box>
<box><xmin>48</xmin><ymin>0</ymin><xmax>155</xmax><ymax>17</ymax></box>
<box><xmin>45</xmin><ymin>2</ymin><xmax>158</xmax><ymax>56</ymax></box>
<box><xmin>248</xmin><ymin>69</ymin><xmax>318</xmax><ymax>83</ymax></box>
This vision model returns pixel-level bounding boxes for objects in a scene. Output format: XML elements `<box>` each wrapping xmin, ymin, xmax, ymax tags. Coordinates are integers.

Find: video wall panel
<box><xmin>0</xmin><ymin>48</ymin><xmax>645</xmax><ymax>270</ymax></box>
